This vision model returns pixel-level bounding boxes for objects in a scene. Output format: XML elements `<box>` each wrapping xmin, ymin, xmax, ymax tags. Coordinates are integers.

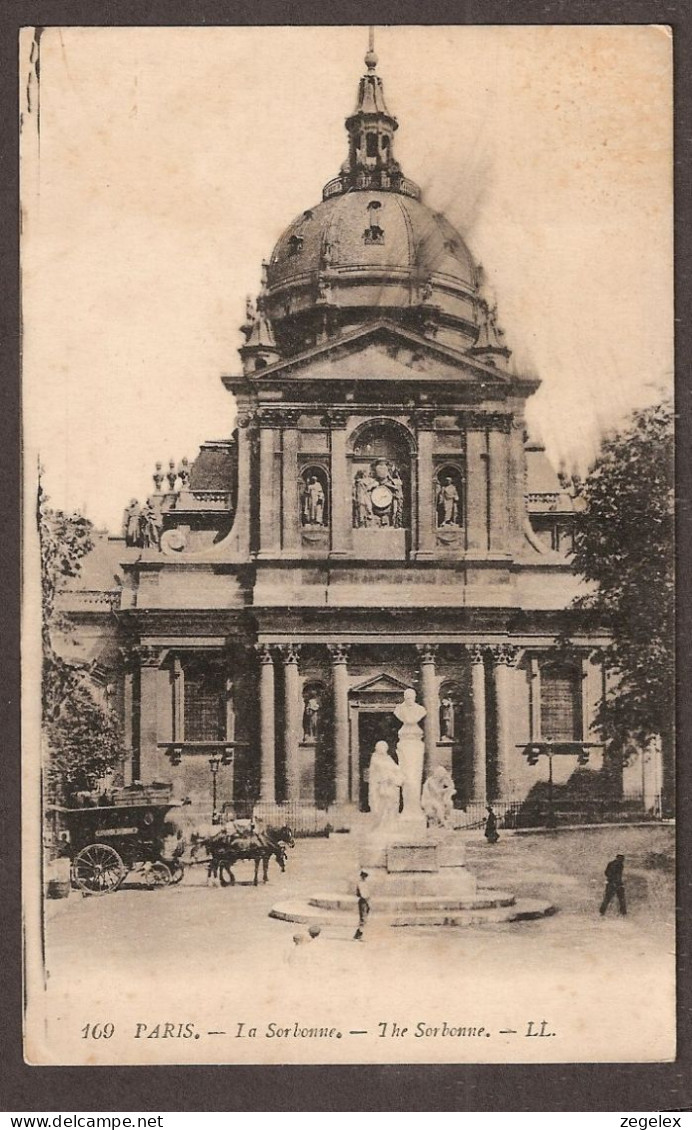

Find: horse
<box><xmin>203</xmin><ymin>825</ymin><xmax>295</xmax><ymax>887</ymax></box>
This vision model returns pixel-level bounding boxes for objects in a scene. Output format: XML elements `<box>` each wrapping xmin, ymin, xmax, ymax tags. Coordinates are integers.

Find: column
<box><xmin>256</xmin><ymin>644</ymin><xmax>276</xmax><ymax>802</ymax></box>
<box><xmin>508</xmin><ymin>415</ymin><xmax>527</xmax><ymax>552</ymax></box>
<box><xmin>281</xmin><ymin>415</ymin><xmax>301</xmax><ymax>552</ymax></box>
<box><xmin>417</xmin><ymin>644</ymin><xmax>438</xmax><ymax>773</ymax></box>
<box><xmin>469</xmin><ymin>645</ymin><xmax>487</xmax><ymax>801</ymax></box>
<box><xmin>329</xmin><ymin>413</ymin><xmax>351</xmax><ymax>557</ymax></box>
<box><xmin>230</xmin><ymin>403</ymin><xmax>253</xmax><ymax>556</ymax></box>
<box><xmin>281</xmin><ymin>645</ymin><xmax>302</xmax><ymax>800</ymax></box>
<box><xmin>122</xmin><ymin>661</ymin><xmax>135</xmax><ymax>785</ymax></box>
<box><xmin>528</xmin><ymin>654</ymin><xmax>541</xmax><ymax>741</ymax></box>
<box><xmin>492</xmin><ymin>644</ymin><xmax>519</xmax><ymax>801</ymax></box>
<box><xmin>414</xmin><ymin>413</ymin><xmax>436</xmax><ymax>558</ymax></box>
<box><xmin>488</xmin><ymin>421</ymin><xmax>510</xmax><ymax>553</ymax></box>
<box><xmin>465</xmin><ymin>419</ymin><xmax>488</xmax><ymax>553</ymax></box>
<box><xmin>258</xmin><ymin>419</ymin><xmax>279</xmax><ymax>556</ymax></box>
<box><xmin>580</xmin><ymin>652</ymin><xmax>590</xmax><ymax>744</ymax></box>
<box><xmin>328</xmin><ymin>644</ymin><xmax>350</xmax><ymax>804</ymax></box>
<box><xmin>136</xmin><ymin>645</ymin><xmax>161</xmax><ymax>784</ymax></box>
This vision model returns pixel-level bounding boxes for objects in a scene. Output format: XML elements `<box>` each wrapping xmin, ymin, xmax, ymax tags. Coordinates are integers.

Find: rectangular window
<box><xmin>183</xmin><ymin>662</ymin><xmax>226</xmax><ymax>742</ymax></box>
<box><xmin>540</xmin><ymin>666</ymin><xmax>582</xmax><ymax>742</ymax></box>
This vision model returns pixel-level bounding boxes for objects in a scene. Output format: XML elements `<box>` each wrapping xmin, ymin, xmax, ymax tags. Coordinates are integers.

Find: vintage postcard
<box><xmin>21</xmin><ymin>25</ymin><xmax>675</xmax><ymax>1067</ymax></box>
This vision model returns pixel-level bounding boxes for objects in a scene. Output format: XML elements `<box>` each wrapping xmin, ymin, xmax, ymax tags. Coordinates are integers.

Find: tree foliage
<box><xmin>39</xmin><ymin>480</ymin><xmax>123</xmax><ymax>802</ymax></box>
<box><xmin>571</xmin><ymin>402</ymin><xmax>674</xmax><ymax>780</ymax></box>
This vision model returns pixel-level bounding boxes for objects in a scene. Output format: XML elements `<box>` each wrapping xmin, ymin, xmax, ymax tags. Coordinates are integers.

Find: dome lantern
<box><xmin>322</xmin><ymin>28</ymin><xmax>421</xmax><ymax>203</ymax></box>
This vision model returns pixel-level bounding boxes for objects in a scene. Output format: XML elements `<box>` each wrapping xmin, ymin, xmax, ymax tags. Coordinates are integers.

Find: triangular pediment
<box><xmin>350</xmin><ymin>671</ymin><xmax>413</xmax><ymax>696</ymax></box>
<box><xmin>241</xmin><ymin>320</ymin><xmax>515</xmax><ymax>387</ymax></box>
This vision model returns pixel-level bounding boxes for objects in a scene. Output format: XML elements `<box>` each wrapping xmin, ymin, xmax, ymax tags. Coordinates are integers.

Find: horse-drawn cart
<box><xmin>54</xmin><ymin>798</ymin><xmax>187</xmax><ymax>895</ymax></box>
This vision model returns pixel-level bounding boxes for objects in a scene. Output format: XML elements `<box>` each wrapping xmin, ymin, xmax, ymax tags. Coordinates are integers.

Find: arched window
<box><xmin>435</xmin><ymin>465</ymin><xmax>464</xmax><ymax>528</ymax></box>
<box><xmin>351</xmin><ymin>421</ymin><xmax>412</xmax><ymax>529</ymax></box>
<box><xmin>540</xmin><ymin>662</ymin><xmax>582</xmax><ymax>742</ymax></box>
<box><xmin>364</xmin><ymin>200</ymin><xmax>384</xmax><ymax>245</ymax></box>
<box><xmin>287</xmin><ymin>234</ymin><xmax>304</xmax><ymax>256</ymax></box>
<box><xmin>300</xmin><ymin>466</ymin><xmax>329</xmax><ymax>528</ymax></box>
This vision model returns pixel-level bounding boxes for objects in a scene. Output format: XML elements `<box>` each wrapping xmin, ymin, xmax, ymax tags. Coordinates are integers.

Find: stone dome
<box><xmin>240</xmin><ymin>45</ymin><xmax>496</xmax><ymax>364</ymax></box>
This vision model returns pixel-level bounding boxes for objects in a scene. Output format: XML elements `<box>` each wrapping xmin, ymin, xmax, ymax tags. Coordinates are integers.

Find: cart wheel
<box><xmin>73</xmin><ymin>844</ymin><xmax>126</xmax><ymax>896</ymax></box>
<box><xmin>144</xmin><ymin>862</ymin><xmax>171</xmax><ymax>888</ymax></box>
<box><xmin>168</xmin><ymin>860</ymin><xmax>185</xmax><ymax>885</ymax></box>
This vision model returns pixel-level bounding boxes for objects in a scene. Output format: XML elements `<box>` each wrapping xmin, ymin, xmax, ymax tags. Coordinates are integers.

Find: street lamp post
<box><xmin>520</xmin><ymin>741</ymin><xmax>595</xmax><ymax>829</ymax></box>
<box><xmin>209</xmin><ymin>754</ymin><xmax>222</xmax><ymax>822</ymax></box>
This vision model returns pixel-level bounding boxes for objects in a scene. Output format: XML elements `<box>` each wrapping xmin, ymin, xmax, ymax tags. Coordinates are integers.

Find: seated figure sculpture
<box><xmin>367</xmin><ymin>741</ymin><xmax>404</xmax><ymax>830</ymax></box>
<box><xmin>421</xmin><ymin>765</ymin><xmax>457</xmax><ymax>829</ymax></box>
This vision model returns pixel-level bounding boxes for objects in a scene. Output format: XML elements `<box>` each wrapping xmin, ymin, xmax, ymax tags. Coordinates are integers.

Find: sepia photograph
<box><xmin>21</xmin><ymin>23</ymin><xmax>674</xmax><ymax>1068</ymax></box>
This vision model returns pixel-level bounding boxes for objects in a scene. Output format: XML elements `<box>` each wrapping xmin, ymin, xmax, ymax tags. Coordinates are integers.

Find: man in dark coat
<box><xmin>600</xmin><ymin>853</ymin><xmax>627</xmax><ymax>915</ymax></box>
<box><xmin>484</xmin><ymin>805</ymin><xmax>499</xmax><ymax>844</ymax></box>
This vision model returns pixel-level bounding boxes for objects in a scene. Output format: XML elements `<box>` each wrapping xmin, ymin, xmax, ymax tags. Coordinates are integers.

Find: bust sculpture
<box><xmin>393</xmin><ymin>689</ymin><xmax>427</xmax><ymax>821</ymax></box>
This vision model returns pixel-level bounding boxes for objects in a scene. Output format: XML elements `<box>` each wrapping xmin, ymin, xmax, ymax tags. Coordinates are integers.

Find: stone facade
<box><xmin>58</xmin><ymin>44</ymin><xmax>633</xmax><ymax>820</ymax></box>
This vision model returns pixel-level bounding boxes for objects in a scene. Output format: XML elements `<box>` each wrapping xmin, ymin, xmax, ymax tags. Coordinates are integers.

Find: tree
<box><xmin>571</xmin><ymin>401</ymin><xmax>674</xmax><ymax>812</ymax></box>
<box><xmin>39</xmin><ymin>479</ymin><xmax>123</xmax><ymax>802</ymax></box>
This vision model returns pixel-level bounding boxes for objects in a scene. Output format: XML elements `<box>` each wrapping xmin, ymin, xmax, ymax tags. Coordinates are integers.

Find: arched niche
<box><xmin>439</xmin><ymin>679</ymin><xmax>464</xmax><ymax>744</ymax></box>
<box><xmin>302</xmin><ymin>680</ymin><xmax>326</xmax><ymax>744</ymax></box>
<box><xmin>349</xmin><ymin>419</ymin><xmax>414</xmax><ymax>530</ymax></box>
<box><xmin>300</xmin><ymin>465</ymin><xmax>329</xmax><ymax>528</ymax></box>
<box><xmin>435</xmin><ymin>464</ymin><xmax>464</xmax><ymax>529</ymax></box>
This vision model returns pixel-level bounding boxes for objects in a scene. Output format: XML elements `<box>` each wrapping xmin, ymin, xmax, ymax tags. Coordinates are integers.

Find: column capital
<box><xmin>322</xmin><ymin>409</ymin><xmax>349</xmax><ymax>428</ymax></box>
<box><xmin>255</xmin><ymin>642</ymin><xmax>276</xmax><ymax>665</ymax></box>
<box><xmin>132</xmin><ymin>644</ymin><xmax>163</xmax><ymax>668</ymax></box>
<box><xmin>410</xmin><ymin>409</ymin><xmax>437</xmax><ymax>431</ymax></box>
<box><xmin>261</xmin><ymin>407</ymin><xmax>302</xmax><ymax>428</ymax></box>
<box><xmin>458</xmin><ymin>411</ymin><xmax>512</xmax><ymax>434</ymax></box>
<box><xmin>489</xmin><ymin>643</ymin><xmax>522</xmax><ymax>667</ymax></box>
<box><xmin>327</xmin><ymin>643</ymin><xmax>350</xmax><ymax>664</ymax></box>
<box><xmin>278</xmin><ymin>643</ymin><xmax>301</xmax><ymax>665</ymax></box>
<box><xmin>416</xmin><ymin>643</ymin><xmax>438</xmax><ymax>664</ymax></box>
<box><xmin>467</xmin><ymin>644</ymin><xmax>487</xmax><ymax>665</ymax></box>
<box><xmin>236</xmin><ymin>409</ymin><xmax>257</xmax><ymax>429</ymax></box>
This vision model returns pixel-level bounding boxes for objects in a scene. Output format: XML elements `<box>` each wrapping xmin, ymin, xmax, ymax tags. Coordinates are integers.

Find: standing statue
<box><xmin>393</xmin><ymin>689</ymin><xmax>427</xmax><ymax>821</ymax></box>
<box><xmin>302</xmin><ymin>693</ymin><xmax>321</xmax><ymax>742</ymax></box>
<box><xmin>440</xmin><ymin>696</ymin><xmax>455</xmax><ymax>741</ymax></box>
<box><xmin>302</xmin><ymin>475</ymin><xmax>325</xmax><ymax>526</ymax></box>
<box><xmin>140</xmin><ymin>497</ymin><xmax>163</xmax><ymax>549</ymax></box>
<box><xmin>421</xmin><ymin>765</ymin><xmax>457</xmax><ymax>828</ymax></box>
<box><xmin>367</xmin><ymin>741</ymin><xmax>404</xmax><ymax>830</ymax></box>
<box><xmin>390</xmin><ymin>467</ymin><xmax>404</xmax><ymax>529</ymax></box>
<box><xmin>436</xmin><ymin>475</ymin><xmax>460</xmax><ymax>527</ymax></box>
<box><xmin>123</xmin><ymin>499</ymin><xmax>142</xmax><ymax>547</ymax></box>
<box><xmin>353</xmin><ymin>469</ymin><xmax>376</xmax><ymax>528</ymax></box>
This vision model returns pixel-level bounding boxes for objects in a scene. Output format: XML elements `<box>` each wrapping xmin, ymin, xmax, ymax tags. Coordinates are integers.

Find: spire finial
<box><xmin>365</xmin><ymin>25</ymin><xmax>378</xmax><ymax>72</ymax></box>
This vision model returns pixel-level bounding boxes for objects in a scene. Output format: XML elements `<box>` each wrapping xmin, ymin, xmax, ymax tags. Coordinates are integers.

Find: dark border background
<box><xmin>2</xmin><ymin>0</ymin><xmax>690</xmax><ymax>1113</ymax></box>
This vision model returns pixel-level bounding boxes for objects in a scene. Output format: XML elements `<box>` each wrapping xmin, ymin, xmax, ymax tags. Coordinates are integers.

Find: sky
<box><xmin>20</xmin><ymin>25</ymin><xmax>673</xmax><ymax>533</ymax></box>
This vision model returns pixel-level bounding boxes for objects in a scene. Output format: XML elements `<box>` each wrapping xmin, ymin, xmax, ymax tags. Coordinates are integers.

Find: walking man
<box><xmin>600</xmin><ymin>853</ymin><xmax>627</xmax><ymax>916</ymax></box>
<box><xmin>354</xmin><ymin>869</ymin><xmax>371</xmax><ymax>940</ymax></box>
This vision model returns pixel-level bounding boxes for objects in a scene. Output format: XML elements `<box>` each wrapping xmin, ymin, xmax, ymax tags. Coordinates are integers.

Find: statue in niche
<box><xmin>353</xmin><ymin>459</ymin><xmax>404</xmax><ymax>528</ymax></box>
<box><xmin>353</xmin><ymin>469</ymin><xmax>376</xmax><ymax>527</ymax></box>
<box><xmin>301</xmin><ymin>474</ymin><xmax>326</xmax><ymax>527</ymax></box>
<box><xmin>367</xmin><ymin>741</ymin><xmax>404</xmax><ymax>829</ymax></box>
<box><xmin>440</xmin><ymin>696</ymin><xmax>455</xmax><ymax>742</ymax></box>
<box><xmin>421</xmin><ymin>765</ymin><xmax>456</xmax><ymax>829</ymax></box>
<box><xmin>302</xmin><ymin>692</ymin><xmax>321</xmax><ymax>743</ymax></box>
<box><xmin>436</xmin><ymin>473</ymin><xmax>460</xmax><ymax>527</ymax></box>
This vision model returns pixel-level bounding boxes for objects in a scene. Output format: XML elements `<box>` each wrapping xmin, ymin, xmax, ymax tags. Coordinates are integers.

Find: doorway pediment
<box><xmin>350</xmin><ymin>672</ymin><xmax>413</xmax><ymax>696</ymax></box>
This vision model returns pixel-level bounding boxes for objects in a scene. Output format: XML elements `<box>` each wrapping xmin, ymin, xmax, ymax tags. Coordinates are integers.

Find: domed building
<box><xmin>59</xmin><ymin>43</ymin><xmax>657</xmax><ymax>825</ymax></box>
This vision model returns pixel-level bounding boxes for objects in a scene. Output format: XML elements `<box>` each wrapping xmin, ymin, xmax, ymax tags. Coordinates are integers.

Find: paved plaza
<box><xmin>36</xmin><ymin>824</ymin><xmax>675</xmax><ymax>1066</ymax></box>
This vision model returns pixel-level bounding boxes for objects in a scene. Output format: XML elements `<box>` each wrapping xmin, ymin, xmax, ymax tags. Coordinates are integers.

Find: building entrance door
<box><xmin>357</xmin><ymin>710</ymin><xmax>401</xmax><ymax>812</ymax></box>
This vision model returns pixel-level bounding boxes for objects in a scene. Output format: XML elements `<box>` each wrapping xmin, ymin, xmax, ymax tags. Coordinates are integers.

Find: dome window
<box><xmin>303</xmin><ymin>209</ymin><xmax>313</xmax><ymax>221</ymax></box>
<box><xmin>288</xmin><ymin>235</ymin><xmax>304</xmax><ymax>256</ymax></box>
<box><xmin>364</xmin><ymin>200</ymin><xmax>385</xmax><ymax>246</ymax></box>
